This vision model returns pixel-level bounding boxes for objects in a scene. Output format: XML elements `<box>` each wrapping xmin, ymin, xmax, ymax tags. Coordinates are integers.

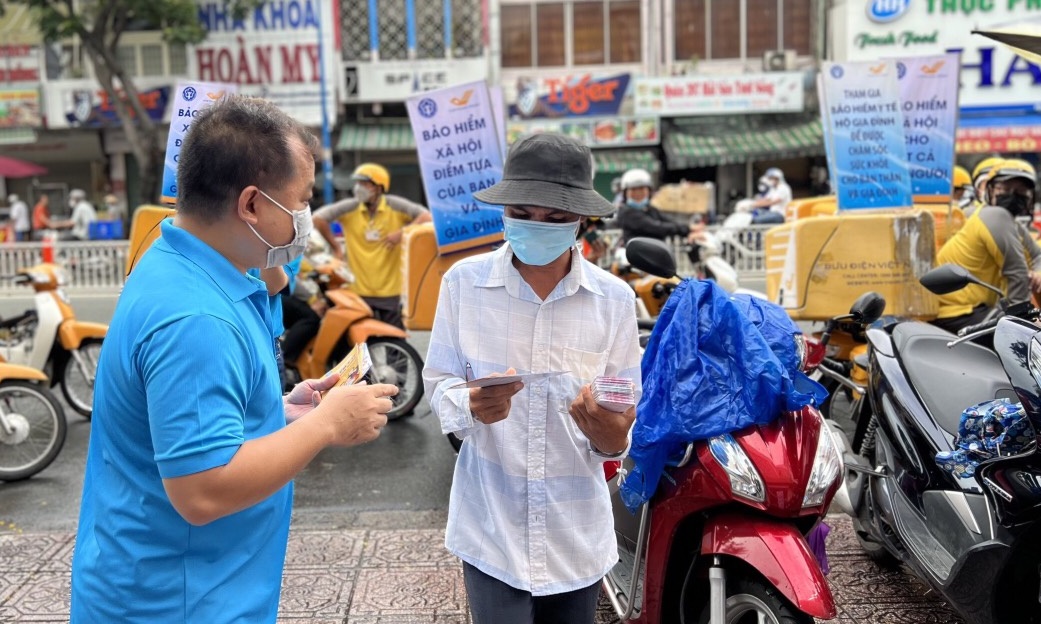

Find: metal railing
<box><xmin>0</xmin><ymin>241</ymin><xmax>128</xmax><ymax>296</ymax></box>
<box><xmin>0</xmin><ymin>223</ymin><xmax>777</xmax><ymax>296</ymax></box>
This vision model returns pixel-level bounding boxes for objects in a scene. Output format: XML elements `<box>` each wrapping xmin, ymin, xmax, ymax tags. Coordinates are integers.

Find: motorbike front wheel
<box><xmin>694</xmin><ymin>576</ymin><xmax>812</xmax><ymax>624</ymax></box>
<box><xmin>366</xmin><ymin>337</ymin><xmax>424</xmax><ymax>421</ymax></box>
<box><xmin>0</xmin><ymin>381</ymin><xmax>67</xmax><ymax>481</ymax></box>
<box><xmin>61</xmin><ymin>338</ymin><xmax>103</xmax><ymax>419</ymax></box>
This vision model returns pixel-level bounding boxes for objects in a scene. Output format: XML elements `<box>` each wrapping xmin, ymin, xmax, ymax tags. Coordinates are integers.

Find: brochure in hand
<box><xmin>592</xmin><ymin>376</ymin><xmax>635</xmax><ymax>412</ymax></box>
<box><xmin>451</xmin><ymin>371</ymin><xmax>568</xmax><ymax>389</ymax></box>
<box><xmin>327</xmin><ymin>342</ymin><xmax>373</xmax><ymax>388</ymax></box>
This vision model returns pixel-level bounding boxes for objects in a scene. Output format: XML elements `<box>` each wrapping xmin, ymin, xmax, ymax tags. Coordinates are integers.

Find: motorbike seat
<box><xmin>891</xmin><ymin>321</ymin><xmax>1015</xmax><ymax>439</ymax></box>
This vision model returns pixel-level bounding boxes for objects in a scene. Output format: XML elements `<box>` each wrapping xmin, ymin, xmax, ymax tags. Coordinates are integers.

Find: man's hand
<box><xmin>1030</xmin><ymin>271</ymin><xmax>1041</xmax><ymax>296</ymax></box>
<box><xmin>283</xmin><ymin>373</ymin><xmax>339</xmax><ymax>422</ymax></box>
<box><xmin>469</xmin><ymin>367</ymin><xmax>524</xmax><ymax>425</ymax></box>
<box><xmin>569</xmin><ymin>385</ymin><xmax>635</xmax><ymax>455</ymax></box>
<box><xmin>382</xmin><ymin>230</ymin><xmax>403</xmax><ymax>249</ymax></box>
<box><xmin>311</xmin><ymin>382</ymin><xmax>398</xmax><ymax>447</ymax></box>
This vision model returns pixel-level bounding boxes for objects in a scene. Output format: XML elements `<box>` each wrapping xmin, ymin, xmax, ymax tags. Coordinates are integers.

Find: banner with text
<box><xmin>407</xmin><ymin>81</ymin><xmax>505</xmax><ymax>254</ymax></box>
<box><xmin>634</xmin><ymin>73</ymin><xmax>804</xmax><ymax>116</ymax></box>
<box><xmin>160</xmin><ymin>81</ymin><xmax>238</xmax><ymax>206</ymax></box>
<box><xmin>893</xmin><ymin>53</ymin><xmax>960</xmax><ymax>201</ymax></box>
<box><xmin>820</xmin><ymin>61</ymin><xmax>912</xmax><ymax>210</ymax></box>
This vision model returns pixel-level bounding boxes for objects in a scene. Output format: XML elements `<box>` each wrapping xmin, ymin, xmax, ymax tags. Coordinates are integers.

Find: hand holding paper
<box><xmin>569</xmin><ymin>379</ymin><xmax>636</xmax><ymax>456</ymax></box>
<box><xmin>468</xmin><ymin>367</ymin><xmax>525</xmax><ymax>426</ymax></box>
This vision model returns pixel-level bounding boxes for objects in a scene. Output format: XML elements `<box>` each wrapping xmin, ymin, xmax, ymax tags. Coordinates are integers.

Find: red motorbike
<box><xmin>604</xmin><ymin>238</ymin><xmax>846</xmax><ymax>624</ymax></box>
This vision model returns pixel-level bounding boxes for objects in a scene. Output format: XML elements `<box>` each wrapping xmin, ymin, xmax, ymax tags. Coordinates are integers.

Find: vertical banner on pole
<box><xmin>892</xmin><ymin>52</ymin><xmax>962</xmax><ymax>203</ymax></box>
<box><xmin>820</xmin><ymin>61</ymin><xmax>912</xmax><ymax>210</ymax></box>
<box><xmin>160</xmin><ymin>81</ymin><xmax>237</xmax><ymax>206</ymax></box>
<box><xmin>488</xmin><ymin>85</ymin><xmax>508</xmax><ymax>160</ymax></box>
<box><xmin>407</xmin><ymin>81</ymin><xmax>505</xmax><ymax>254</ymax></box>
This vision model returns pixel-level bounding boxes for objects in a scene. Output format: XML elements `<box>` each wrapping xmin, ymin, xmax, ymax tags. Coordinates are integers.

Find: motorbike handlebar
<box><xmin>957</xmin><ymin>317</ymin><xmax>1000</xmax><ymax>337</ymax></box>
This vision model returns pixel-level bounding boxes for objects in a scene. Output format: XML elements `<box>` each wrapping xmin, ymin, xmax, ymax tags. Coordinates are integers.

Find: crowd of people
<box><xmin>2</xmin><ymin>189</ymin><xmax>124</xmax><ymax>242</ymax></box>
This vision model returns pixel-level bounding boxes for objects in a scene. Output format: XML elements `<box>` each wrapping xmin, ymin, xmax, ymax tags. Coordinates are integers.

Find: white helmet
<box><xmin>620</xmin><ymin>168</ymin><xmax>653</xmax><ymax>191</ymax></box>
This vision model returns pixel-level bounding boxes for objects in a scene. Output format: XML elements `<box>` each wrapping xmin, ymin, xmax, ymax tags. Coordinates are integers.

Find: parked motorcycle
<box><xmin>604</xmin><ymin>237</ymin><xmax>843</xmax><ymax>624</ymax></box>
<box><xmin>0</xmin><ymin>263</ymin><xmax>106</xmax><ymax>418</ymax></box>
<box><xmin>836</xmin><ymin>264</ymin><xmax>1041</xmax><ymax>623</ymax></box>
<box><xmin>285</xmin><ymin>245</ymin><xmax>424</xmax><ymax>421</ymax></box>
<box><xmin>0</xmin><ymin>362</ymin><xmax>68</xmax><ymax>481</ymax></box>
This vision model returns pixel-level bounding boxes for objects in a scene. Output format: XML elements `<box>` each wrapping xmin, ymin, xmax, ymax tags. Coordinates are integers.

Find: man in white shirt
<box><xmin>7</xmin><ymin>194</ymin><xmax>30</xmax><ymax>241</ymax></box>
<box><xmin>423</xmin><ymin>133</ymin><xmax>642</xmax><ymax>624</ymax></box>
<box><xmin>745</xmin><ymin>167</ymin><xmax>792</xmax><ymax>224</ymax></box>
<box><xmin>67</xmin><ymin>189</ymin><xmax>98</xmax><ymax>241</ymax></box>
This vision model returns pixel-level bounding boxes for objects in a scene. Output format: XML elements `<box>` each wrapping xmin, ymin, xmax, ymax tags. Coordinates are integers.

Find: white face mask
<box><xmin>353</xmin><ymin>183</ymin><xmax>373</xmax><ymax>203</ymax></box>
<box><xmin>249</xmin><ymin>189</ymin><xmax>313</xmax><ymax>269</ymax></box>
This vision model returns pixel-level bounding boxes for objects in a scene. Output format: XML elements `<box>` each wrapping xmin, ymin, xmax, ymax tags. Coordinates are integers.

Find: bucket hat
<box><xmin>473</xmin><ymin>133</ymin><xmax>615</xmax><ymax>217</ymax></box>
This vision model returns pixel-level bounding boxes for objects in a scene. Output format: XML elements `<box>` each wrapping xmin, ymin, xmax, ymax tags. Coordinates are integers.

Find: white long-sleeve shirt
<box><xmin>423</xmin><ymin>243</ymin><xmax>642</xmax><ymax>595</ymax></box>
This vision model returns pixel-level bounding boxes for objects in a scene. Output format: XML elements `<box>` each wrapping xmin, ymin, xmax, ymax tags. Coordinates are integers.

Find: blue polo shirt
<box><xmin>71</xmin><ymin>220</ymin><xmax>290</xmax><ymax>622</ymax></box>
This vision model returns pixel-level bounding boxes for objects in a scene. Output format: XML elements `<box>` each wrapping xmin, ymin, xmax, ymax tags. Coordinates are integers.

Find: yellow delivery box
<box><xmin>126</xmin><ymin>205</ymin><xmax>177</xmax><ymax>277</ymax></box>
<box><xmin>401</xmin><ymin>223</ymin><xmax>497</xmax><ymax>331</ymax></box>
<box><xmin>765</xmin><ymin>209</ymin><xmax>939</xmax><ymax>320</ymax></box>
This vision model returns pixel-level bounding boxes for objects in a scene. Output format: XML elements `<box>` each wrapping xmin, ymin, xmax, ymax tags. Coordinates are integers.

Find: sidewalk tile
<box><xmin>838</xmin><ymin>601</ymin><xmax>965</xmax><ymax>623</ymax></box>
<box><xmin>0</xmin><ymin>534</ymin><xmax>71</xmax><ymax>573</ymax></box>
<box><xmin>0</xmin><ymin>570</ymin><xmax>69</xmax><ymax>622</ymax></box>
<box><xmin>284</xmin><ymin>530</ymin><xmax>365</xmax><ymax>569</ymax></box>
<box><xmin>359</xmin><ymin>529</ymin><xmax>455</xmax><ymax>568</ymax></box>
<box><xmin>277</xmin><ymin>568</ymin><xmax>355</xmax><ymax>620</ymax></box>
<box><xmin>350</xmin><ymin>567</ymin><xmax>467</xmax><ymax>618</ymax></box>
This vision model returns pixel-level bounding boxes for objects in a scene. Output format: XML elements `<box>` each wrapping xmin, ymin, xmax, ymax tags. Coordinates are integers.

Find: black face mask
<box><xmin>994</xmin><ymin>193</ymin><xmax>1031</xmax><ymax>216</ymax></box>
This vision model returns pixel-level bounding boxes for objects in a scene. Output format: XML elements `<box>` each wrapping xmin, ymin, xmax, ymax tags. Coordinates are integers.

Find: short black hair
<box><xmin>176</xmin><ymin>95</ymin><xmax>319</xmax><ymax>222</ymax></box>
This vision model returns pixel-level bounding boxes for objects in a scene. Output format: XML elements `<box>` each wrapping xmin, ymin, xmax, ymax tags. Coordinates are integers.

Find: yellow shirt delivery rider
<box><xmin>313</xmin><ymin>163</ymin><xmax>432</xmax><ymax>329</ymax></box>
<box><xmin>933</xmin><ymin>159</ymin><xmax>1041</xmax><ymax>339</ymax></box>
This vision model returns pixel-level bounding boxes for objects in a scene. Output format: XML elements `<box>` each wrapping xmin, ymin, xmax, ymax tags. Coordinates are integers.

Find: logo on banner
<box><xmin>183</xmin><ymin>86</ymin><xmax>197</xmax><ymax>102</ymax></box>
<box><xmin>897</xmin><ymin>62</ymin><xmax>907</xmax><ymax>79</ymax></box>
<box><xmin>417</xmin><ymin>98</ymin><xmax>437</xmax><ymax>118</ymax></box>
<box><xmin>450</xmin><ymin>90</ymin><xmax>474</xmax><ymax>107</ymax></box>
<box><xmin>921</xmin><ymin>60</ymin><xmax>945</xmax><ymax>75</ymax></box>
<box><xmin>866</xmin><ymin>0</ymin><xmax>910</xmax><ymax>23</ymax></box>
<box><xmin>830</xmin><ymin>65</ymin><xmax>844</xmax><ymax>79</ymax></box>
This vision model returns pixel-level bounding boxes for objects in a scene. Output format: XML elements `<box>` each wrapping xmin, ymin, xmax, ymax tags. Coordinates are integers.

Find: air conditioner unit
<box><xmin>763</xmin><ymin>50</ymin><xmax>796</xmax><ymax>72</ymax></box>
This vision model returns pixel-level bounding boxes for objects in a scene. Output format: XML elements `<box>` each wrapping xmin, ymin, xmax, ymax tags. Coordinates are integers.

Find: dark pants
<box><xmin>751</xmin><ymin>210</ymin><xmax>785</xmax><ymax>224</ymax></box>
<box><xmin>462</xmin><ymin>563</ymin><xmax>601</xmax><ymax>624</ymax></box>
<box><xmin>363</xmin><ymin>296</ymin><xmax>404</xmax><ymax>329</ymax></box>
<box><xmin>931</xmin><ymin>304</ymin><xmax>994</xmax><ymax>350</ymax></box>
<box><xmin>280</xmin><ymin>294</ymin><xmax>322</xmax><ymax>363</ymax></box>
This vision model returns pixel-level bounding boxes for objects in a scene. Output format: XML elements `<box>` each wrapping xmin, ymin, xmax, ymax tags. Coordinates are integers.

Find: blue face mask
<box><xmin>627</xmin><ymin>199</ymin><xmax>649</xmax><ymax>210</ymax></box>
<box><xmin>503</xmin><ymin>216</ymin><xmax>580</xmax><ymax>266</ymax></box>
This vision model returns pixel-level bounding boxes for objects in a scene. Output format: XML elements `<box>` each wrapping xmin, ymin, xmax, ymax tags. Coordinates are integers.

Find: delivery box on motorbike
<box><xmin>127</xmin><ymin>205</ymin><xmax>177</xmax><ymax>277</ymax></box>
<box><xmin>400</xmin><ymin>223</ymin><xmax>496</xmax><ymax>331</ymax></box>
<box><xmin>766</xmin><ymin>208</ymin><xmax>940</xmax><ymax>321</ymax></box>
<box><xmin>784</xmin><ymin>196</ymin><xmax>964</xmax><ymax>252</ymax></box>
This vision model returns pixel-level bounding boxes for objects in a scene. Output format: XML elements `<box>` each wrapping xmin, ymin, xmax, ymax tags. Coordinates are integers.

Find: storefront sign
<box><xmin>0</xmin><ymin>88</ymin><xmax>41</xmax><ymax>128</ymax></box>
<box><xmin>633</xmin><ymin>73</ymin><xmax>803</xmax><ymax>116</ymax></box>
<box><xmin>894</xmin><ymin>53</ymin><xmax>960</xmax><ymax>200</ymax></box>
<box><xmin>352</xmin><ymin>58</ymin><xmax>488</xmax><ymax>102</ymax></box>
<box><xmin>508</xmin><ymin>73</ymin><xmax>630</xmax><ymax>119</ymax></box>
<box><xmin>843</xmin><ymin>0</ymin><xmax>1041</xmax><ymax>109</ymax></box>
<box><xmin>0</xmin><ymin>44</ymin><xmax>40</xmax><ymax>83</ymax></box>
<box><xmin>506</xmin><ymin>116</ymin><xmax>659</xmax><ymax>149</ymax></box>
<box><xmin>44</xmin><ymin>80</ymin><xmax>172</xmax><ymax>129</ymax></box>
<box><xmin>407</xmin><ymin>81</ymin><xmax>505</xmax><ymax>254</ymax></box>
<box><xmin>956</xmin><ymin>125</ymin><xmax>1041</xmax><ymax>153</ymax></box>
<box><xmin>820</xmin><ymin>61</ymin><xmax>913</xmax><ymax>210</ymax></box>
<box><xmin>190</xmin><ymin>0</ymin><xmax>338</xmax><ymax>126</ymax></box>
<box><xmin>160</xmin><ymin>81</ymin><xmax>238</xmax><ymax>205</ymax></box>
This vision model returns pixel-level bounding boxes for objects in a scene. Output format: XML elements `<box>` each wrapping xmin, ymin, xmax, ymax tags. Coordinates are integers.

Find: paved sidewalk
<box><xmin>1</xmin><ymin>513</ymin><xmax>963</xmax><ymax>623</ymax></box>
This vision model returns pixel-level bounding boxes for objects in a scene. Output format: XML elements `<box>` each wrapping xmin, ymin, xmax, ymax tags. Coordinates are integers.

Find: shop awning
<box><xmin>0</xmin><ymin>127</ymin><xmax>36</xmax><ymax>146</ymax></box>
<box><xmin>593</xmin><ymin>149</ymin><xmax>661</xmax><ymax>174</ymax></box>
<box><xmin>337</xmin><ymin>124</ymin><xmax>416</xmax><ymax>151</ymax></box>
<box><xmin>664</xmin><ymin>117</ymin><xmax>824</xmax><ymax>169</ymax></box>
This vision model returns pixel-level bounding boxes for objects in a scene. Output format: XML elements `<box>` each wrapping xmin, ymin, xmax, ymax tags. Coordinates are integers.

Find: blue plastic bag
<box><xmin>619</xmin><ymin>280</ymin><xmax>825</xmax><ymax>512</ymax></box>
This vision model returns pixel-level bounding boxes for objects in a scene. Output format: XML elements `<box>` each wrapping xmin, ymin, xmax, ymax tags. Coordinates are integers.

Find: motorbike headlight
<box><xmin>803</xmin><ymin>414</ymin><xmax>843</xmax><ymax>508</ymax></box>
<box><xmin>708</xmin><ymin>433</ymin><xmax>766</xmax><ymax>503</ymax></box>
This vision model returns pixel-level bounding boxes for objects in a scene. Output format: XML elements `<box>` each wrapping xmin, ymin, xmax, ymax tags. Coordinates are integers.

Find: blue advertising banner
<box><xmin>820</xmin><ymin>61</ymin><xmax>913</xmax><ymax>210</ymax></box>
<box><xmin>160</xmin><ymin>81</ymin><xmax>237</xmax><ymax>205</ymax></box>
<box><xmin>407</xmin><ymin>81</ymin><xmax>505</xmax><ymax>254</ymax></box>
<box><xmin>892</xmin><ymin>53</ymin><xmax>961</xmax><ymax>201</ymax></box>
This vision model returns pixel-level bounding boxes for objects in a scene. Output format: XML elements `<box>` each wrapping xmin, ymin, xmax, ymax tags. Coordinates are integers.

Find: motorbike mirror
<box><xmin>625</xmin><ymin>237</ymin><xmax>678</xmax><ymax>279</ymax></box>
<box><xmin>920</xmin><ymin>263</ymin><xmax>1004</xmax><ymax>297</ymax></box>
<box><xmin>849</xmin><ymin>291</ymin><xmax>886</xmax><ymax>325</ymax></box>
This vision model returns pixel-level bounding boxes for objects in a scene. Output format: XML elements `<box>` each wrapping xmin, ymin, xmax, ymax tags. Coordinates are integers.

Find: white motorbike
<box><xmin>0</xmin><ymin>263</ymin><xmax>107</xmax><ymax>418</ymax></box>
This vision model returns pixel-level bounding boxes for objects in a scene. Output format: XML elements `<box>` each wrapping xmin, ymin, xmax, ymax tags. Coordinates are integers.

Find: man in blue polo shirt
<box><xmin>70</xmin><ymin>96</ymin><xmax>398</xmax><ymax>622</ymax></box>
